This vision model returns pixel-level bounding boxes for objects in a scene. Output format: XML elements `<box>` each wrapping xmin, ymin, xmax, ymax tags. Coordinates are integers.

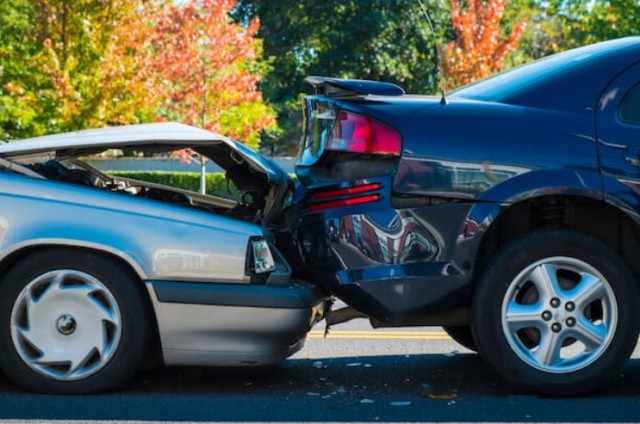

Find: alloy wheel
<box><xmin>501</xmin><ymin>257</ymin><xmax>617</xmax><ymax>373</ymax></box>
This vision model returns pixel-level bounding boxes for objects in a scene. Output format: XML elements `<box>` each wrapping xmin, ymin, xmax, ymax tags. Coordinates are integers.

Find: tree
<box><xmin>1</xmin><ymin>0</ymin><xmax>275</xmax><ymax>149</ymax></box>
<box><xmin>568</xmin><ymin>0</ymin><xmax>640</xmax><ymax>45</ymax></box>
<box><xmin>32</xmin><ymin>0</ymin><xmax>148</xmax><ymax>132</ymax></box>
<box><xmin>438</xmin><ymin>0</ymin><xmax>527</xmax><ymax>90</ymax></box>
<box><xmin>0</xmin><ymin>0</ymin><xmax>41</xmax><ymax>139</ymax></box>
<box><xmin>0</xmin><ymin>0</ymin><xmax>150</xmax><ymax>139</ymax></box>
<box><xmin>503</xmin><ymin>0</ymin><xmax>640</xmax><ymax>66</ymax></box>
<box><xmin>147</xmin><ymin>0</ymin><xmax>275</xmax><ymax>149</ymax></box>
<box><xmin>233</xmin><ymin>0</ymin><xmax>449</xmax><ymax>153</ymax></box>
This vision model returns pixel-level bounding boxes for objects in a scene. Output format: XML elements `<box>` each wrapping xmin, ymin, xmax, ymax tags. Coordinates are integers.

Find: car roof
<box><xmin>0</xmin><ymin>122</ymin><xmax>231</xmax><ymax>157</ymax></box>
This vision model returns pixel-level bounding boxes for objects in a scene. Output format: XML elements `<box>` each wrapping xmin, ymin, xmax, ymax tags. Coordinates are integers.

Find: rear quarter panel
<box><xmin>356</xmin><ymin>99</ymin><xmax>602</xmax><ymax>200</ymax></box>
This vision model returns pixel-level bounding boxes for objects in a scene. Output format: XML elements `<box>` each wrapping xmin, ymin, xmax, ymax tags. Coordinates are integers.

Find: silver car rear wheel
<box><xmin>11</xmin><ymin>269</ymin><xmax>122</xmax><ymax>381</ymax></box>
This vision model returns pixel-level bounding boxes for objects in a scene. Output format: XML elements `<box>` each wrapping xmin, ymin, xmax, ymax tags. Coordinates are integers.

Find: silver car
<box><xmin>0</xmin><ymin>122</ymin><xmax>326</xmax><ymax>394</ymax></box>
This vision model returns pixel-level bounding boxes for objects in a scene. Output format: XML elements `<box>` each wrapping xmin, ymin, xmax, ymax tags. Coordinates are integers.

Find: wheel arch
<box><xmin>0</xmin><ymin>240</ymin><xmax>148</xmax><ymax>280</ymax></box>
<box><xmin>474</xmin><ymin>194</ymin><xmax>640</xmax><ymax>282</ymax></box>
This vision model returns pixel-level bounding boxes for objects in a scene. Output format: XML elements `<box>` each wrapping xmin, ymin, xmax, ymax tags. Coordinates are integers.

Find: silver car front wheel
<box><xmin>11</xmin><ymin>269</ymin><xmax>122</xmax><ymax>381</ymax></box>
<box><xmin>0</xmin><ymin>250</ymin><xmax>150</xmax><ymax>394</ymax></box>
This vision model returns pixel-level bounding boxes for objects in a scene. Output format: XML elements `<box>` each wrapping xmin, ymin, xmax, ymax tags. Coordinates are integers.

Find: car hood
<box><xmin>0</xmin><ymin>122</ymin><xmax>287</xmax><ymax>183</ymax></box>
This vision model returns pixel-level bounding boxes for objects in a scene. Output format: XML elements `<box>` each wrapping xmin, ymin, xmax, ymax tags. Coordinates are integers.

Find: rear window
<box><xmin>620</xmin><ymin>84</ymin><xmax>640</xmax><ymax>125</ymax></box>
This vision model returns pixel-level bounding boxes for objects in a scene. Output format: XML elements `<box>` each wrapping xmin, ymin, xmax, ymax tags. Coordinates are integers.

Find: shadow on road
<box><xmin>1</xmin><ymin>353</ymin><xmax>639</xmax><ymax>422</ymax></box>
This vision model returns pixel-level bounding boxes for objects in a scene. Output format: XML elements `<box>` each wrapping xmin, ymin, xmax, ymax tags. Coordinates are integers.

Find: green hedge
<box><xmin>108</xmin><ymin>171</ymin><xmax>240</xmax><ymax>198</ymax></box>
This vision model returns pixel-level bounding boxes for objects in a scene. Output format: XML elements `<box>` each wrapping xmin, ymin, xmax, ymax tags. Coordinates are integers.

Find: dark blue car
<box><xmin>286</xmin><ymin>36</ymin><xmax>640</xmax><ymax>396</ymax></box>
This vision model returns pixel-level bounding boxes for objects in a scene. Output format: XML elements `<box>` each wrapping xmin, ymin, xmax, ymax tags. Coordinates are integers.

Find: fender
<box><xmin>0</xmin><ymin>174</ymin><xmax>259</xmax><ymax>283</ymax></box>
<box><xmin>0</xmin><ymin>238</ymin><xmax>148</xmax><ymax>279</ymax></box>
<box><xmin>454</xmin><ymin>168</ymin><xmax>604</xmax><ymax>251</ymax></box>
<box><xmin>451</xmin><ymin>168</ymin><xmax>605</xmax><ymax>276</ymax></box>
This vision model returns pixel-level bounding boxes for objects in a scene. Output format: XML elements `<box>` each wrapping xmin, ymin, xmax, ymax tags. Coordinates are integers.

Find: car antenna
<box><xmin>415</xmin><ymin>0</ymin><xmax>449</xmax><ymax>105</ymax></box>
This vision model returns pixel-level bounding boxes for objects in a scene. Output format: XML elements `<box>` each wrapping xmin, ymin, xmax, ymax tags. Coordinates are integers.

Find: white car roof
<box><xmin>0</xmin><ymin>122</ymin><xmax>231</xmax><ymax>156</ymax></box>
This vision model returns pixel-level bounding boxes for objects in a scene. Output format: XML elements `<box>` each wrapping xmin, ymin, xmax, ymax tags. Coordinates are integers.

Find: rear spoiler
<box><xmin>305</xmin><ymin>76</ymin><xmax>405</xmax><ymax>98</ymax></box>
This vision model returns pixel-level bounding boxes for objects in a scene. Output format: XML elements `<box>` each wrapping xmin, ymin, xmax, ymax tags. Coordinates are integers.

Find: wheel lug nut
<box><xmin>542</xmin><ymin>311</ymin><xmax>552</xmax><ymax>321</ymax></box>
<box><xmin>550</xmin><ymin>298</ymin><xmax>561</xmax><ymax>308</ymax></box>
<box><xmin>565</xmin><ymin>302</ymin><xmax>575</xmax><ymax>312</ymax></box>
<box><xmin>566</xmin><ymin>317</ymin><xmax>576</xmax><ymax>327</ymax></box>
<box><xmin>552</xmin><ymin>323</ymin><xmax>562</xmax><ymax>333</ymax></box>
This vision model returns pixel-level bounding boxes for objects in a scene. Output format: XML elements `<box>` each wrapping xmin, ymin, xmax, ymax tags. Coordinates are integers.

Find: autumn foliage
<box><xmin>439</xmin><ymin>0</ymin><xmax>527</xmax><ymax>90</ymax></box>
<box><xmin>144</xmin><ymin>0</ymin><xmax>275</xmax><ymax>148</ymax></box>
<box><xmin>0</xmin><ymin>0</ymin><xmax>275</xmax><ymax>148</ymax></box>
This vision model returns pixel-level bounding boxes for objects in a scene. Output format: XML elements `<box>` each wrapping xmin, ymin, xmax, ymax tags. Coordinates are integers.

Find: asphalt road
<box><xmin>1</xmin><ymin>319</ymin><xmax>640</xmax><ymax>423</ymax></box>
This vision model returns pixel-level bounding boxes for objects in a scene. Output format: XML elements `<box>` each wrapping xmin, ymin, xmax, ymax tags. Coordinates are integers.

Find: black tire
<box><xmin>443</xmin><ymin>326</ymin><xmax>477</xmax><ymax>352</ymax></box>
<box><xmin>471</xmin><ymin>229</ymin><xmax>640</xmax><ymax>396</ymax></box>
<box><xmin>0</xmin><ymin>249</ymin><xmax>151</xmax><ymax>394</ymax></box>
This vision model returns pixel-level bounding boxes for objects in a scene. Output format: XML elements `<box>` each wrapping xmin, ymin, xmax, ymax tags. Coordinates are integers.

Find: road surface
<box><xmin>0</xmin><ymin>319</ymin><xmax>639</xmax><ymax>423</ymax></box>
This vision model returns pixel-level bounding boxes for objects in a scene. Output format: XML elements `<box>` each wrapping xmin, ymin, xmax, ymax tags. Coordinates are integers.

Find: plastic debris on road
<box><xmin>420</xmin><ymin>383</ymin><xmax>459</xmax><ymax>400</ymax></box>
<box><xmin>390</xmin><ymin>401</ymin><xmax>412</xmax><ymax>407</ymax></box>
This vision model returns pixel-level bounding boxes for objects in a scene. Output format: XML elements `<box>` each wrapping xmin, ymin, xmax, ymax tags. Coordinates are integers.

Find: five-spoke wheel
<box><xmin>472</xmin><ymin>229</ymin><xmax>640</xmax><ymax>396</ymax></box>
<box><xmin>501</xmin><ymin>257</ymin><xmax>617</xmax><ymax>374</ymax></box>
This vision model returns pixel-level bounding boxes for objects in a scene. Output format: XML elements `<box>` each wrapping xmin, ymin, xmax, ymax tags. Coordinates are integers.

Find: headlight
<box><xmin>251</xmin><ymin>238</ymin><xmax>276</xmax><ymax>274</ymax></box>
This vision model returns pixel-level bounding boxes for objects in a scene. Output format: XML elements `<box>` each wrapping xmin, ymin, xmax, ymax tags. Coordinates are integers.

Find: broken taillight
<box><xmin>326</xmin><ymin>111</ymin><xmax>401</xmax><ymax>156</ymax></box>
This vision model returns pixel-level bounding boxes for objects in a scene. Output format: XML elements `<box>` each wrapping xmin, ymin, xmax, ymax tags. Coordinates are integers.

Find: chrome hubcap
<box><xmin>501</xmin><ymin>257</ymin><xmax>617</xmax><ymax>373</ymax></box>
<box><xmin>11</xmin><ymin>270</ymin><xmax>122</xmax><ymax>381</ymax></box>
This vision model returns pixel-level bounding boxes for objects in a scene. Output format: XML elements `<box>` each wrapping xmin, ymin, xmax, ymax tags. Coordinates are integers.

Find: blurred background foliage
<box><xmin>108</xmin><ymin>171</ymin><xmax>242</xmax><ymax>198</ymax></box>
<box><xmin>1</xmin><ymin>0</ymin><xmax>638</xmax><ymax>154</ymax></box>
<box><xmin>0</xmin><ymin>0</ymin><xmax>276</xmax><ymax>149</ymax></box>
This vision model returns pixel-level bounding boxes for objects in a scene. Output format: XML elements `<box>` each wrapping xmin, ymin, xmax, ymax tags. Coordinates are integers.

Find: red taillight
<box><xmin>310</xmin><ymin>183</ymin><xmax>382</xmax><ymax>200</ymax></box>
<box><xmin>308</xmin><ymin>194</ymin><xmax>381</xmax><ymax>212</ymax></box>
<box><xmin>326</xmin><ymin>111</ymin><xmax>401</xmax><ymax>156</ymax></box>
<box><xmin>308</xmin><ymin>182</ymin><xmax>383</xmax><ymax>212</ymax></box>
